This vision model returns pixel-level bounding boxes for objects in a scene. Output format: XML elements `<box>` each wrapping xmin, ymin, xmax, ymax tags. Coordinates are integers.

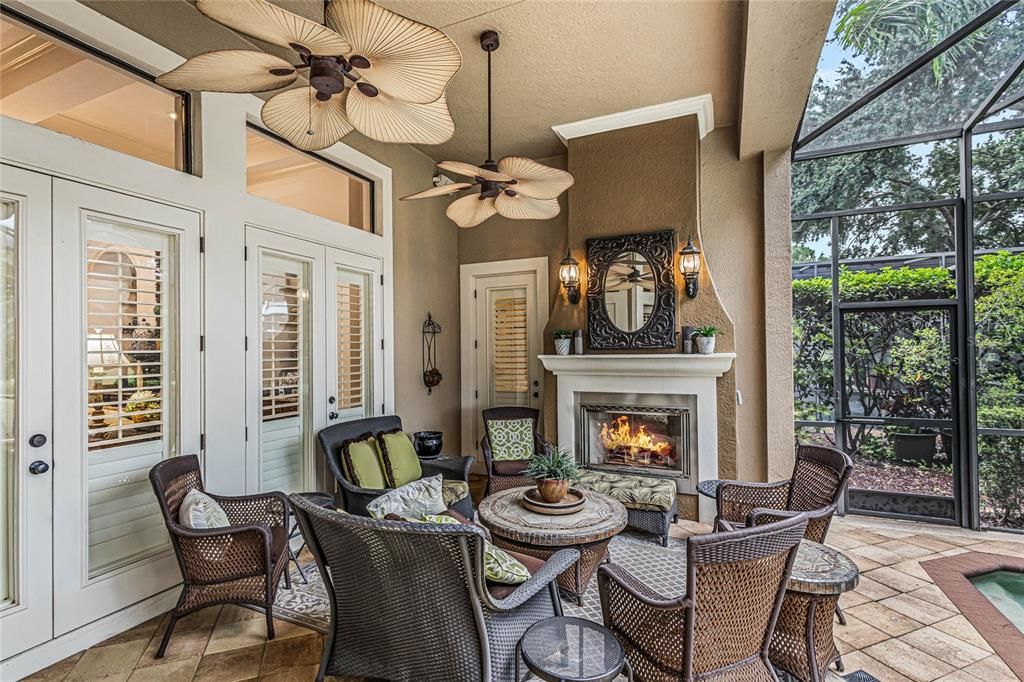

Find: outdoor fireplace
<box><xmin>580</xmin><ymin>401</ymin><xmax>691</xmax><ymax>478</ymax></box>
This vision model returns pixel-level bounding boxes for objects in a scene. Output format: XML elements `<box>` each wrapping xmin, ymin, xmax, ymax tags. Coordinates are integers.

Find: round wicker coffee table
<box><xmin>478</xmin><ymin>486</ymin><xmax>627</xmax><ymax>605</ymax></box>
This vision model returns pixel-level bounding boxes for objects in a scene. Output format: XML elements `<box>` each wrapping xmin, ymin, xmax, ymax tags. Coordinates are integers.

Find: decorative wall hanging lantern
<box><xmin>156</xmin><ymin>0</ymin><xmax>460</xmax><ymax>151</ymax></box>
<box><xmin>559</xmin><ymin>248</ymin><xmax>581</xmax><ymax>304</ymax></box>
<box><xmin>422</xmin><ymin>312</ymin><xmax>442</xmax><ymax>394</ymax></box>
<box><xmin>400</xmin><ymin>29</ymin><xmax>574</xmax><ymax>227</ymax></box>
<box><xmin>679</xmin><ymin>237</ymin><xmax>702</xmax><ymax>298</ymax></box>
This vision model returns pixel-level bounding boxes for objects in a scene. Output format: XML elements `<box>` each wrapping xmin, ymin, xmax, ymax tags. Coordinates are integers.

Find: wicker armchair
<box><xmin>481</xmin><ymin>406</ymin><xmax>547</xmax><ymax>496</ymax></box>
<box><xmin>598</xmin><ymin>514</ymin><xmax>809</xmax><ymax>682</ymax></box>
<box><xmin>149</xmin><ymin>455</ymin><xmax>289</xmax><ymax>658</ymax></box>
<box><xmin>714</xmin><ymin>444</ymin><xmax>852</xmax><ymax>543</ymax></box>
<box><xmin>289</xmin><ymin>493</ymin><xmax>579</xmax><ymax>682</ymax></box>
<box><xmin>318</xmin><ymin>415</ymin><xmax>474</xmax><ymax>517</ymax></box>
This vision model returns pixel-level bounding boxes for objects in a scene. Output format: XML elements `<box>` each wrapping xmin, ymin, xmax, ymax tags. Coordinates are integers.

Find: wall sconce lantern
<box><xmin>559</xmin><ymin>248</ymin><xmax>581</xmax><ymax>305</ymax></box>
<box><xmin>679</xmin><ymin>237</ymin><xmax>702</xmax><ymax>298</ymax></box>
<box><xmin>422</xmin><ymin>313</ymin><xmax>442</xmax><ymax>394</ymax></box>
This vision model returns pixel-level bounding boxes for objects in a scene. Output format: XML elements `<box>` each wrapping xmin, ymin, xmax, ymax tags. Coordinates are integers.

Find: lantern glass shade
<box><xmin>679</xmin><ymin>238</ymin><xmax>701</xmax><ymax>277</ymax></box>
<box><xmin>559</xmin><ymin>257</ymin><xmax>580</xmax><ymax>287</ymax></box>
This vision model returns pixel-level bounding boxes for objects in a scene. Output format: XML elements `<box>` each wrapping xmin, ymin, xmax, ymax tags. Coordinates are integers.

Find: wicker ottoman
<box><xmin>575</xmin><ymin>470</ymin><xmax>678</xmax><ymax>546</ymax></box>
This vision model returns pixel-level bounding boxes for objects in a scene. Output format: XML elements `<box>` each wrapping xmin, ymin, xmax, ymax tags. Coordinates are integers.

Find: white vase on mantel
<box><xmin>555</xmin><ymin>338</ymin><xmax>572</xmax><ymax>355</ymax></box>
<box><xmin>696</xmin><ymin>336</ymin><xmax>716</xmax><ymax>355</ymax></box>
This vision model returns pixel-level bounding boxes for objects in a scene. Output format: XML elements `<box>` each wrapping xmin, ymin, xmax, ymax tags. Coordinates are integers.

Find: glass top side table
<box><xmin>516</xmin><ymin>616</ymin><xmax>633</xmax><ymax>682</ymax></box>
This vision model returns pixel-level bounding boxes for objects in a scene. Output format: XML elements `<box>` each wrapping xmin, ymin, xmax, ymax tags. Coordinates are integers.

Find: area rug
<box><xmin>273</xmin><ymin>529</ymin><xmax>689</xmax><ymax>633</ymax></box>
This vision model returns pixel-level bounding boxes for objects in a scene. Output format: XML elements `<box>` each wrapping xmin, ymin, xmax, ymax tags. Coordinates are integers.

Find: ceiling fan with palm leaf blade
<box><xmin>400</xmin><ymin>30</ymin><xmax>574</xmax><ymax>228</ymax></box>
<box><xmin>156</xmin><ymin>0</ymin><xmax>461</xmax><ymax>151</ymax></box>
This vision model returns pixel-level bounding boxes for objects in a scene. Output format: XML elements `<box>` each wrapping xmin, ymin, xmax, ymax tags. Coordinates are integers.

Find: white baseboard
<box><xmin>1</xmin><ymin>586</ymin><xmax>180</xmax><ymax>681</ymax></box>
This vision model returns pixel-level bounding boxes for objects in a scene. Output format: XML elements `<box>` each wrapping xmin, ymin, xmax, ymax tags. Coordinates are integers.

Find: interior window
<box><xmin>246</xmin><ymin>127</ymin><xmax>375</xmax><ymax>233</ymax></box>
<box><xmin>0</xmin><ymin>15</ymin><xmax>186</xmax><ymax>171</ymax></box>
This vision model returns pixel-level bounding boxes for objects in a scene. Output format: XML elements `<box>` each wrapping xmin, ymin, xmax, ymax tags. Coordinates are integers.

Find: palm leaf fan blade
<box><xmin>325</xmin><ymin>0</ymin><xmax>461</xmax><ymax>105</ymax></box>
<box><xmin>400</xmin><ymin>183</ymin><xmax>472</xmax><ymax>200</ymax></box>
<box><xmin>436</xmin><ymin>161</ymin><xmax>512</xmax><ymax>182</ymax></box>
<box><xmin>157</xmin><ymin>50</ymin><xmax>298</xmax><ymax>93</ymax></box>
<box><xmin>446</xmin><ymin>195</ymin><xmax>497</xmax><ymax>228</ymax></box>
<box><xmin>494</xmin><ymin>193</ymin><xmax>560</xmax><ymax>221</ymax></box>
<box><xmin>497</xmin><ymin>156</ymin><xmax>574</xmax><ymax>200</ymax></box>
<box><xmin>196</xmin><ymin>0</ymin><xmax>350</xmax><ymax>55</ymax></box>
<box><xmin>346</xmin><ymin>88</ymin><xmax>454</xmax><ymax>144</ymax></box>
<box><xmin>261</xmin><ymin>87</ymin><xmax>353</xmax><ymax>151</ymax></box>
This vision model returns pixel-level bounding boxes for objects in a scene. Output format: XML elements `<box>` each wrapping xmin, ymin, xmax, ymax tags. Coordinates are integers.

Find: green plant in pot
<box><xmin>694</xmin><ymin>325</ymin><xmax>721</xmax><ymax>355</ymax></box>
<box><xmin>524</xmin><ymin>445</ymin><xmax>580</xmax><ymax>503</ymax></box>
<box><xmin>553</xmin><ymin>328</ymin><xmax>573</xmax><ymax>356</ymax></box>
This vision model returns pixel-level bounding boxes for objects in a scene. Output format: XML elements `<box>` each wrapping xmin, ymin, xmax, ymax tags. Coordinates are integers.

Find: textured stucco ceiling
<box><xmin>83</xmin><ymin>0</ymin><xmax>744</xmax><ymax>161</ymax></box>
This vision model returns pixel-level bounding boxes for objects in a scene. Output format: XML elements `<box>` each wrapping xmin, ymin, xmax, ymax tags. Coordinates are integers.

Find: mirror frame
<box><xmin>586</xmin><ymin>230</ymin><xmax>677</xmax><ymax>350</ymax></box>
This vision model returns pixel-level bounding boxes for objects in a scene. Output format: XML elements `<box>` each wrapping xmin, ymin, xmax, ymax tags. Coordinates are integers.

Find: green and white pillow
<box><xmin>366</xmin><ymin>474</ymin><xmax>446</xmax><ymax>520</ymax></box>
<box><xmin>420</xmin><ymin>514</ymin><xmax>530</xmax><ymax>585</ymax></box>
<box><xmin>179</xmin><ymin>489</ymin><xmax>230</xmax><ymax>529</ymax></box>
<box><xmin>487</xmin><ymin>418</ymin><xmax>535</xmax><ymax>461</ymax></box>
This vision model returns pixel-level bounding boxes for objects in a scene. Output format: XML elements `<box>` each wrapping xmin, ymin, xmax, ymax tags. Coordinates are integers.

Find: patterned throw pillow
<box><xmin>487</xmin><ymin>418</ymin><xmax>535</xmax><ymax>461</ymax></box>
<box><xmin>419</xmin><ymin>514</ymin><xmax>530</xmax><ymax>585</ymax></box>
<box><xmin>178</xmin><ymin>489</ymin><xmax>230</xmax><ymax>529</ymax></box>
<box><xmin>366</xmin><ymin>474</ymin><xmax>446</xmax><ymax>520</ymax></box>
<box><xmin>340</xmin><ymin>433</ymin><xmax>388</xmax><ymax>490</ymax></box>
<box><xmin>376</xmin><ymin>429</ymin><xmax>423</xmax><ymax>487</ymax></box>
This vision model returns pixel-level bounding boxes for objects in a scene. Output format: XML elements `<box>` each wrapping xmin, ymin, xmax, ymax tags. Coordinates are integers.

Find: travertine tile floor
<box><xmin>26</xmin><ymin>514</ymin><xmax>1024</xmax><ymax>682</ymax></box>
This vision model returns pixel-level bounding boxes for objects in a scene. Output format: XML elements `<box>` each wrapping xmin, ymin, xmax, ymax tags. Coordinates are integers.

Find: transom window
<box><xmin>0</xmin><ymin>14</ymin><xmax>187</xmax><ymax>171</ymax></box>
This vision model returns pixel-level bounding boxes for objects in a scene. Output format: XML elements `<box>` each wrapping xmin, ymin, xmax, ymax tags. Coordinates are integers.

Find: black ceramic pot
<box><xmin>413</xmin><ymin>431</ymin><xmax>443</xmax><ymax>459</ymax></box>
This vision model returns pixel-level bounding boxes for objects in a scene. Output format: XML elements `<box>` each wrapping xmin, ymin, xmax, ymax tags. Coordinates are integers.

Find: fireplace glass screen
<box><xmin>581</xmin><ymin>404</ymin><xmax>689</xmax><ymax>474</ymax></box>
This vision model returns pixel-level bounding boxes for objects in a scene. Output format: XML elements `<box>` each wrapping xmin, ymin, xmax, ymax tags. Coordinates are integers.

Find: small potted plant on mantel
<box><xmin>553</xmin><ymin>329</ymin><xmax>573</xmax><ymax>355</ymax></box>
<box><xmin>694</xmin><ymin>325</ymin><xmax>721</xmax><ymax>355</ymax></box>
<box><xmin>524</xmin><ymin>445</ymin><xmax>580</xmax><ymax>503</ymax></box>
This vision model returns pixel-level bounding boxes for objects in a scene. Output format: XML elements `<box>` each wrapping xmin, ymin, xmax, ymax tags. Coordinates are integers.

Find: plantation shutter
<box><xmin>335</xmin><ymin>268</ymin><xmax>371</xmax><ymax>419</ymax></box>
<box><xmin>84</xmin><ymin>224</ymin><xmax>176</xmax><ymax>578</ymax></box>
<box><xmin>259</xmin><ymin>255</ymin><xmax>309</xmax><ymax>493</ymax></box>
<box><xmin>492</xmin><ymin>294</ymin><xmax>529</xmax><ymax>405</ymax></box>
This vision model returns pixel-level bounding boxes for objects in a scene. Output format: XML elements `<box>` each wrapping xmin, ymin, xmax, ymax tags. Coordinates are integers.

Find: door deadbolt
<box><xmin>29</xmin><ymin>433</ymin><xmax>47</xmax><ymax>448</ymax></box>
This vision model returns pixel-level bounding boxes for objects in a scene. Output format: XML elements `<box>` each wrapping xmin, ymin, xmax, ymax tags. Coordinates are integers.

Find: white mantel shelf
<box><xmin>539</xmin><ymin>353</ymin><xmax>735</xmax><ymax>378</ymax></box>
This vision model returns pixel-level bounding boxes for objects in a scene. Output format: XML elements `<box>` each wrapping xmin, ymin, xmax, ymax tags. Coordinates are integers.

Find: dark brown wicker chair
<box><xmin>714</xmin><ymin>444</ymin><xmax>852</xmax><ymax>543</ymax></box>
<box><xmin>289</xmin><ymin>492</ymin><xmax>579</xmax><ymax>682</ymax></box>
<box><xmin>318</xmin><ymin>415</ymin><xmax>474</xmax><ymax>517</ymax></box>
<box><xmin>481</xmin><ymin>406</ymin><xmax>547</xmax><ymax>496</ymax></box>
<box><xmin>149</xmin><ymin>455</ymin><xmax>290</xmax><ymax>658</ymax></box>
<box><xmin>598</xmin><ymin>514</ymin><xmax>809</xmax><ymax>682</ymax></box>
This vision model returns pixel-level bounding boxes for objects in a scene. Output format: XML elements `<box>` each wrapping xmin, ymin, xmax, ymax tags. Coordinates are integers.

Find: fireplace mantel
<box><xmin>540</xmin><ymin>352</ymin><xmax>735</xmax><ymax>523</ymax></box>
<box><xmin>538</xmin><ymin>353</ymin><xmax>735</xmax><ymax>378</ymax></box>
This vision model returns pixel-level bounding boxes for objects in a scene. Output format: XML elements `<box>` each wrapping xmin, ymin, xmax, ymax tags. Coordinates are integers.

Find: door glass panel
<box><xmin>842</xmin><ymin>307</ymin><xmax>955</xmax><ymax>520</ymax></box>
<box><xmin>490</xmin><ymin>288</ymin><xmax>529</xmax><ymax>406</ymax></box>
<box><xmin>85</xmin><ymin>218</ymin><xmax>177</xmax><ymax>577</ymax></box>
<box><xmin>335</xmin><ymin>268</ymin><xmax>371</xmax><ymax>420</ymax></box>
<box><xmin>1</xmin><ymin>200</ymin><xmax>15</xmax><ymax>607</ymax></box>
<box><xmin>260</xmin><ymin>254</ymin><xmax>310</xmax><ymax>493</ymax></box>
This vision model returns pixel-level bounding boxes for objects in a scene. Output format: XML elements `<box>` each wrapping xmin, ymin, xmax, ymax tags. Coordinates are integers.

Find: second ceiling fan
<box><xmin>401</xmin><ymin>30</ymin><xmax>574</xmax><ymax>228</ymax></box>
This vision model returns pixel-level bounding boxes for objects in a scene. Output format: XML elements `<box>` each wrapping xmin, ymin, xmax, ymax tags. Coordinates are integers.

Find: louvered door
<box><xmin>51</xmin><ymin>180</ymin><xmax>200</xmax><ymax>634</ymax></box>
<box><xmin>471</xmin><ymin>271</ymin><xmax>542</xmax><ymax>450</ymax></box>
<box><xmin>245</xmin><ymin>228</ymin><xmax>325</xmax><ymax>494</ymax></box>
<box><xmin>245</xmin><ymin>231</ymin><xmax>382</xmax><ymax>495</ymax></box>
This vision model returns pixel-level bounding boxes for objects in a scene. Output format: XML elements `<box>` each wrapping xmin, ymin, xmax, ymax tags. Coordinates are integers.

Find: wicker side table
<box><xmin>478</xmin><ymin>486</ymin><xmax>627</xmax><ymax>605</ymax></box>
<box><xmin>770</xmin><ymin>540</ymin><xmax>859</xmax><ymax>682</ymax></box>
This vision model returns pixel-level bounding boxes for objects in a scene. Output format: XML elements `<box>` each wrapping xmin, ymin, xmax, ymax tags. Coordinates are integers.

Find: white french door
<box><xmin>245</xmin><ymin>228</ymin><xmax>382</xmax><ymax>495</ymax></box>
<box><xmin>0</xmin><ymin>165</ymin><xmax>53</xmax><ymax>656</ymax></box>
<box><xmin>460</xmin><ymin>259</ymin><xmax>548</xmax><ymax>457</ymax></box>
<box><xmin>51</xmin><ymin>180</ymin><xmax>201</xmax><ymax>635</ymax></box>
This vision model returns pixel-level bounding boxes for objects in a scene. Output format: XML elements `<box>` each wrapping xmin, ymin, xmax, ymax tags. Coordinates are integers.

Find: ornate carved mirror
<box><xmin>587</xmin><ymin>230</ymin><xmax>677</xmax><ymax>350</ymax></box>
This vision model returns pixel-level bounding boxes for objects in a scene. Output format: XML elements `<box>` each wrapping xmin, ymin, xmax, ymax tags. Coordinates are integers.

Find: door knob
<box><xmin>532</xmin><ymin>392</ymin><xmax>539</xmax><ymax>398</ymax></box>
<box><xmin>329</xmin><ymin>411</ymin><xmax>339</xmax><ymax>420</ymax></box>
<box><xmin>29</xmin><ymin>460</ymin><xmax>50</xmax><ymax>475</ymax></box>
<box><xmin>28</xmin><ymin>433</ymin><xmax>47</xmax><ymax>448</ymax></box>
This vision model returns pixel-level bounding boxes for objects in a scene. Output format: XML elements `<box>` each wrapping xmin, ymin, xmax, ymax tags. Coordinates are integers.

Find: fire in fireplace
<box><xmin>581</xmin><ymin>403</ymin><xmax>690</xmax><ymax>475</ymax></box>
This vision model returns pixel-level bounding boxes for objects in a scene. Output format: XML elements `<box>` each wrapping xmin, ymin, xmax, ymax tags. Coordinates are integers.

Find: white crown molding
<box><xmin>551</xmin><ymin>94</ymin><xmax>715</xmax><ymax>146</ymax></box>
